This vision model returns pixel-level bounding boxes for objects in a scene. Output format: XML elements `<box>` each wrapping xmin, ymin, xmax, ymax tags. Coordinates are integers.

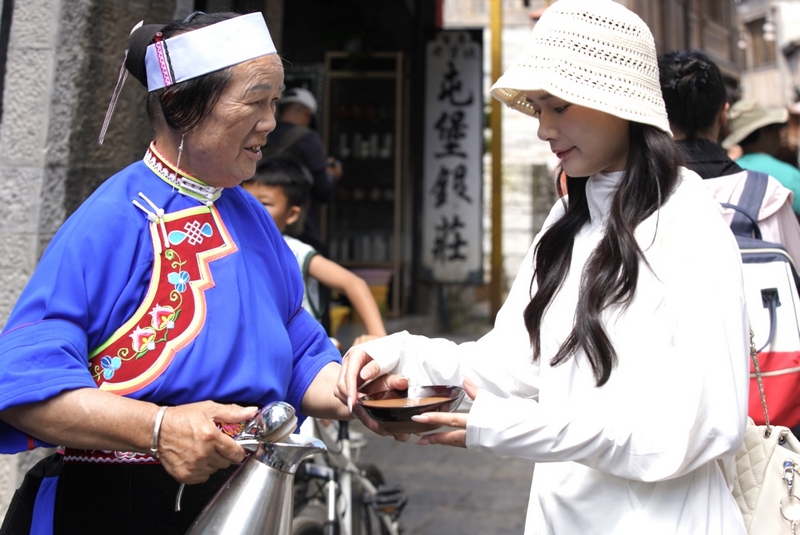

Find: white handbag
<box><xmin>732</xmin><ymin>331</ymin><xmax>800</xmax><ymax>534</ymax></box>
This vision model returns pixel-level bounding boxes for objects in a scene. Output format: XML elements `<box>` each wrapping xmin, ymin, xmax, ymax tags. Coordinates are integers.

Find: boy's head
<box><xmin>242</xmin><ymin>156</ymin><xmax>312</xmax><ymax>232</ymax></box>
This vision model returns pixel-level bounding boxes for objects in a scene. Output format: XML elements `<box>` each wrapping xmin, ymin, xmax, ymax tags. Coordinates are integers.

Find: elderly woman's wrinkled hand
<box><xmin>155</xmin><ymin>401</ymin><xmax>258</xmax><ymax>484</ymax></box>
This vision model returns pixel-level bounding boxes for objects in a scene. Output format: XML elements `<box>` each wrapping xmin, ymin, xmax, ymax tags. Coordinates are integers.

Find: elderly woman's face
<box><xmin>182</xmin><ymin>54</ymin><xmax>284</xmax><ymax>187</ymax></box>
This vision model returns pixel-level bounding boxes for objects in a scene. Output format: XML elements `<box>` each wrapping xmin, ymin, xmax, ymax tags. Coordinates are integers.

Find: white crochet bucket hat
<box><xmin>490</xmin><ymin>0</ymin><xmax>671</xmax><ymax>135</ymax></box>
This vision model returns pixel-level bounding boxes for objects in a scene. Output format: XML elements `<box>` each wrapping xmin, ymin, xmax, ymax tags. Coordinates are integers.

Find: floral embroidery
<box><xmin>88</xmin><ymin>203</ymin><xmax>237</xmax><ymax>393</ymax></box>
<box><xmin>130</xmin><ymin>326</ymin><xmax>157</xmax><ymax>355</ymax></box>
<box><xmin>100</xmin><ymin>356</ymin><xmax>122</xmax><ymax>380</ymax></box>
<box><xmin>150</xmin><ymin>304</ymin><xmax>178</xmax><ymax>331</ymax></box>
<box><xmin>167</xmin><ymin>271</ymin><xmax>190</xmax><ymax>292</ymax></box>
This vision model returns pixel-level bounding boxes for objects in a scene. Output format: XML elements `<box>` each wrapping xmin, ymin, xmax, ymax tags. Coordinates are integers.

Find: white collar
<box><xmin>586</xmin><ymin>170</ymin><xmax>625</xmax><ymax>225</ymax></box>
<box><xmin>143</xmin><ymin>142</ymin><xmax>223</xmax><ymax>205</ymax></box>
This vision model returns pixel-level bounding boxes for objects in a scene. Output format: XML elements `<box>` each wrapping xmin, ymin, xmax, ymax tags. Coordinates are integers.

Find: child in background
<box><xmin>243</xmin><ymin>157</ymin><xmax>387</xmax><ymax>345</ymax></box>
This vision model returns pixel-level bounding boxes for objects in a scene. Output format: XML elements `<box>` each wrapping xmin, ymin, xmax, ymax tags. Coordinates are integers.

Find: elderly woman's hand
<box><xmin>156</xmin><ymin>401</ymin><xmax>258</xmax><ymax>484</ymax></box>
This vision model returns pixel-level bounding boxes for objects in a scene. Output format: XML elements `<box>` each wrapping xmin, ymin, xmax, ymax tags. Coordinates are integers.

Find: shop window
<box><xmin>746</xmin><ymin>18</ymin><xmax>777</xmax><ymax>68</ymax></box>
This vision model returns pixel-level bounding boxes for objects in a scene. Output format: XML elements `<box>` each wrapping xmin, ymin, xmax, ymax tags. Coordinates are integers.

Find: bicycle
<box><xmin>291</xmin><ymin>417</ymin><xmax>407</xmax><ymax>535</ymax></box>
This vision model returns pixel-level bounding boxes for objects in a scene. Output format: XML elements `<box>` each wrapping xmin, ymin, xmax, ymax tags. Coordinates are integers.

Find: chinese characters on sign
<box><xmin>422</xmin><ymin>31</ymin><xmax>483</xmax><ymax>283</ymax></box>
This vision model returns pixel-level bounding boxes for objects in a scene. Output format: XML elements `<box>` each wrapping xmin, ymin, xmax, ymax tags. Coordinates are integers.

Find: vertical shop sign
<box><xmin>422</xmin><ymin>30</ymin><xmax>483</xmax><ymax>284</ymax></box>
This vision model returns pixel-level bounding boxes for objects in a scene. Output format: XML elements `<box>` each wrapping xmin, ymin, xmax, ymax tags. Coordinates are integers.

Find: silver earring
<box><xmin>176</xmin><ymin>134</ymin><xmax>185</xmax><ymax>170</ymax></box>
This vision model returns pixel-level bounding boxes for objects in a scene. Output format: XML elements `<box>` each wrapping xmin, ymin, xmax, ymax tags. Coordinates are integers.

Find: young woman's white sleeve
<box><xmin>351</xmin><ymin>200</ymin><xmax>569</xmax><ymax>400</ymax></box>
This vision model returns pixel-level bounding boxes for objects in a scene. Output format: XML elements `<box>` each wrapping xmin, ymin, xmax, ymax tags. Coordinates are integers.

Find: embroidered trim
<box><xmin>61</xmin><ymin>423</ymin><xmax>246</xmax><ymax>464</ymax></box>
<box><xmin>144</xmin><ymin>13</ymin><xmax>276</xmax><ymax>92</ymax></box>
<box><xmin>143</xmin><ymin>142</ymin><xmax>222</xmax><ymax>205</ymax></box>
<box><xmin>153</xmin><ymin>33</ymin><xmax>174</xmax><ymax>88</ymax></box>
<box><xmin>88</xmin><ymin>204</ymin><xmax>238</xmax><ymax>394</ymax></box>
<box><xmin>62</xmin><ymin>448</ymin><xmax>159</xmax><ymax>464</ymax></box>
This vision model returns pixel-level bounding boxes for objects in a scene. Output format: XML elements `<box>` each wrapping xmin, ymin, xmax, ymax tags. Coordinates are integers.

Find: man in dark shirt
<box><xmin>265</xmin><ymin>87</ymin><xmax>343</xmax><ymax>253</ymax></box>
<box><xmin>658</xmin><ymin>50</ymin><xmax>743</xmax><ymax>179</ymax></box>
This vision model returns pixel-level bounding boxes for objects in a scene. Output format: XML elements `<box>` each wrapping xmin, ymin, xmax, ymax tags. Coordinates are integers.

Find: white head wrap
<box><xmin>144</xmin><ymin>12</ymin><xmax>276</xmax><ymax>92</ymax></box>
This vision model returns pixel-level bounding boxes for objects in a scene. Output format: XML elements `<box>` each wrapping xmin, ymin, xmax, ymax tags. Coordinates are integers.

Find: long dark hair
<box><xmin>524</xmin><ymin>123</ymin><xmax>682</xmax><ymax>386</ymax></box>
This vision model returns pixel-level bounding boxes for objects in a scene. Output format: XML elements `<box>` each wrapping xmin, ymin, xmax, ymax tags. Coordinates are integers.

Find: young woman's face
<box><xmin>525</xmin><ymin>91</ymin><xmax>630</xmax><ymax>176</ymax></box>
<box><xmin>181</xmin><ymin>54</ymin><xmax>284</xmax><ymax>188</ymax></box>
<box><xmin>241</xmin><ymin>182</ymin><xmax>299</xmax><ymax>233</ymax></box>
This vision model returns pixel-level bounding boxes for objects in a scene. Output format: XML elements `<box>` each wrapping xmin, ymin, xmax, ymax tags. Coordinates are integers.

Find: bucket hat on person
<box><xmin>279</xmin><ymin>87</ymin><xmax>318</xmax><ymax>115</ymax></box>
<box><xmin>490</xmin><ymin>0</ymin><xmax>671</xmax><ymax>135</ymax></box>
<box><xmin>721</xmin><ymin>99</ymin><xmax>789</xmax><ymax>149</ymax></box>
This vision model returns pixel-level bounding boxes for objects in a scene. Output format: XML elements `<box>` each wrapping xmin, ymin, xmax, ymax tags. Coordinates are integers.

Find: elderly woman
<box><xmin>0</xmin><ymin>12</ymin><xmax>349</xmax><ymax>534</ymax></box>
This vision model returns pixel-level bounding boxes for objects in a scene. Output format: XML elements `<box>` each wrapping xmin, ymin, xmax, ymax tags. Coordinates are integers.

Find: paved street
<box><xmin>352</xmin><ymin>420</ymin><xmax>533</xmax><ymax>535</ymax></box>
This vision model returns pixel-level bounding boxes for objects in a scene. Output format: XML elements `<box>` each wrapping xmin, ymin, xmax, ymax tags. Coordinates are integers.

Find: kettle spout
<box><xmin>258</xmin><ymin>434</ymin><xmax>326</xmax><ymax>474</ymax></box>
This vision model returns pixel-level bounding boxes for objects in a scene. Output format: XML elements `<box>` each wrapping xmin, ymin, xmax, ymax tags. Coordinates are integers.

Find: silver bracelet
<box><xmin>150</xmin><ymin>406</ymin><xmax>169</xmax><ymax>459</ymax></box>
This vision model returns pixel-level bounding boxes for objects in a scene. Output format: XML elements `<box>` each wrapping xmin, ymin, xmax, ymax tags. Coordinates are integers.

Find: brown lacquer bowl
<box><xmin>357</xmin><ymin>385</ymin><xmax>466</xmax><ymax>434</ymax></box>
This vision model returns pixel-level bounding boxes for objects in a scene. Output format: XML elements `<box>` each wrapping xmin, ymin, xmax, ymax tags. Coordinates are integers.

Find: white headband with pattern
<box><xmin>144</xmin><ymin>12</ymin><xmax>276</xmax><ymax>92</ymax></box>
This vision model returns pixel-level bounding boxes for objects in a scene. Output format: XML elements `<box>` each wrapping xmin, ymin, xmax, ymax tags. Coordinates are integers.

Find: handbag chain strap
<box><xmin>750</xmin><ymin>328</ymin><xmax>773</xmax><ymax>437</ymax></box>
<box><xmin>751</xmin><ymin>332</ymin><xmax>800</xmax><ymax>530</ymax></box>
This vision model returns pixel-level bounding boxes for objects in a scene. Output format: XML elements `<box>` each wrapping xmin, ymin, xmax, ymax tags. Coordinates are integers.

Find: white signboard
<box><xmin>422</xmin><ymin>30</ymin><xmax>483</xmax><ymax>284</ymax></box>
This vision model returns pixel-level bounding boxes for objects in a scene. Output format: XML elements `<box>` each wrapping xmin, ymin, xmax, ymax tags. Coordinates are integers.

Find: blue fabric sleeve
<box><xmin>0</xmin><ymin>320</ymin><xmax>95</xmax><ymax>452</ymax></box>
<box><xmin>0</xmin><ymin>170</ymin><xmax>150</xmax><ymax>453</ymax></box>
<box><xmin>284</xmin><ymin>306</ymin><xmax>342</xmax><ymax>418</ymax></box>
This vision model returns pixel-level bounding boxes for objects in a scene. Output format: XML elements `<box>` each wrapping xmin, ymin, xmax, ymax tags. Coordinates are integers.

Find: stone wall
<box><xmin>0</xmin><ymin>0</ymin><xmax>176</xmax><ymax>522</ymax></box>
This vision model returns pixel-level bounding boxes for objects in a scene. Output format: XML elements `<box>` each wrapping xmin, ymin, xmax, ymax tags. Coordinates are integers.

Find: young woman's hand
<box><xmin>409</xmin><ymin>379</ymin><xmax>478</xmax><ymax>449</ymax></box>
<box><xmin>351</xmin><ymin>333</ymin><xmax>383</xmax><ymax>346</ymax></box>
<box><xmin>336</xmin><ymin>347</ymin><xmax>408</xmax><ymax>411</ymax></box>
<box><xmin>336</xmin><ymin>346</ymin><xmax>410</xmax><ymax>441</ymax></box>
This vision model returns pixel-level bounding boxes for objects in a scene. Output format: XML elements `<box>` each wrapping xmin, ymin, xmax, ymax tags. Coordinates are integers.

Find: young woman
<box><xmin>338</xmin><ymin>1</ymin><xmax>749</xmax><ymax>533</ymax></box>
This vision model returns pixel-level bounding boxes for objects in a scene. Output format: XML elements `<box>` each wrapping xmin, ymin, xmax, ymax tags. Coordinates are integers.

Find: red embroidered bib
<box><xmin>88</xmin><ymin>205</ymin><xmax>237</xmax><ymax>395</ymax></box>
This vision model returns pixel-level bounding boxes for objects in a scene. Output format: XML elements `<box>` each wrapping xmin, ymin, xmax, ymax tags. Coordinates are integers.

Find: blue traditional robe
<box><xmin>0</xmin><ymin>152</ymin><xmax>341</xmax><ymax>533</ymax></box>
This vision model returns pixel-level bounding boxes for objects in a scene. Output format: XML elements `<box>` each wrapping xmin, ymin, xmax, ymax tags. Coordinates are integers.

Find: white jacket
<box><xmin>356</xmin><ymin>168</ymin><xmax>749</xmax><ymax>534</ymax></box>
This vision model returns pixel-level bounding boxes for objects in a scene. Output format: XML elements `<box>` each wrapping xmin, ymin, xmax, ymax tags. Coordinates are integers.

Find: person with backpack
<box><xmin>657</xmin><ymin>50</ymin><xmax>741</xmax><ymax>179</ymax></box>
<box><xmin>337</xmin><ymin>1</ymin><xmax>749</xmax><ymax>533</ymax></box>
<box><xmin>658</xmin><ymin>49</ymin><xmax>800</xmax><ymax>266</ymax></box>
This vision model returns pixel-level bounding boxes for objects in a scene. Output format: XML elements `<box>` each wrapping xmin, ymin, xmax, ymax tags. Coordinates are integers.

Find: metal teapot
<box><xmin>184</xmin><ymin>401</ymin><xmax>326</xmax><ymax>535</ymax></box>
